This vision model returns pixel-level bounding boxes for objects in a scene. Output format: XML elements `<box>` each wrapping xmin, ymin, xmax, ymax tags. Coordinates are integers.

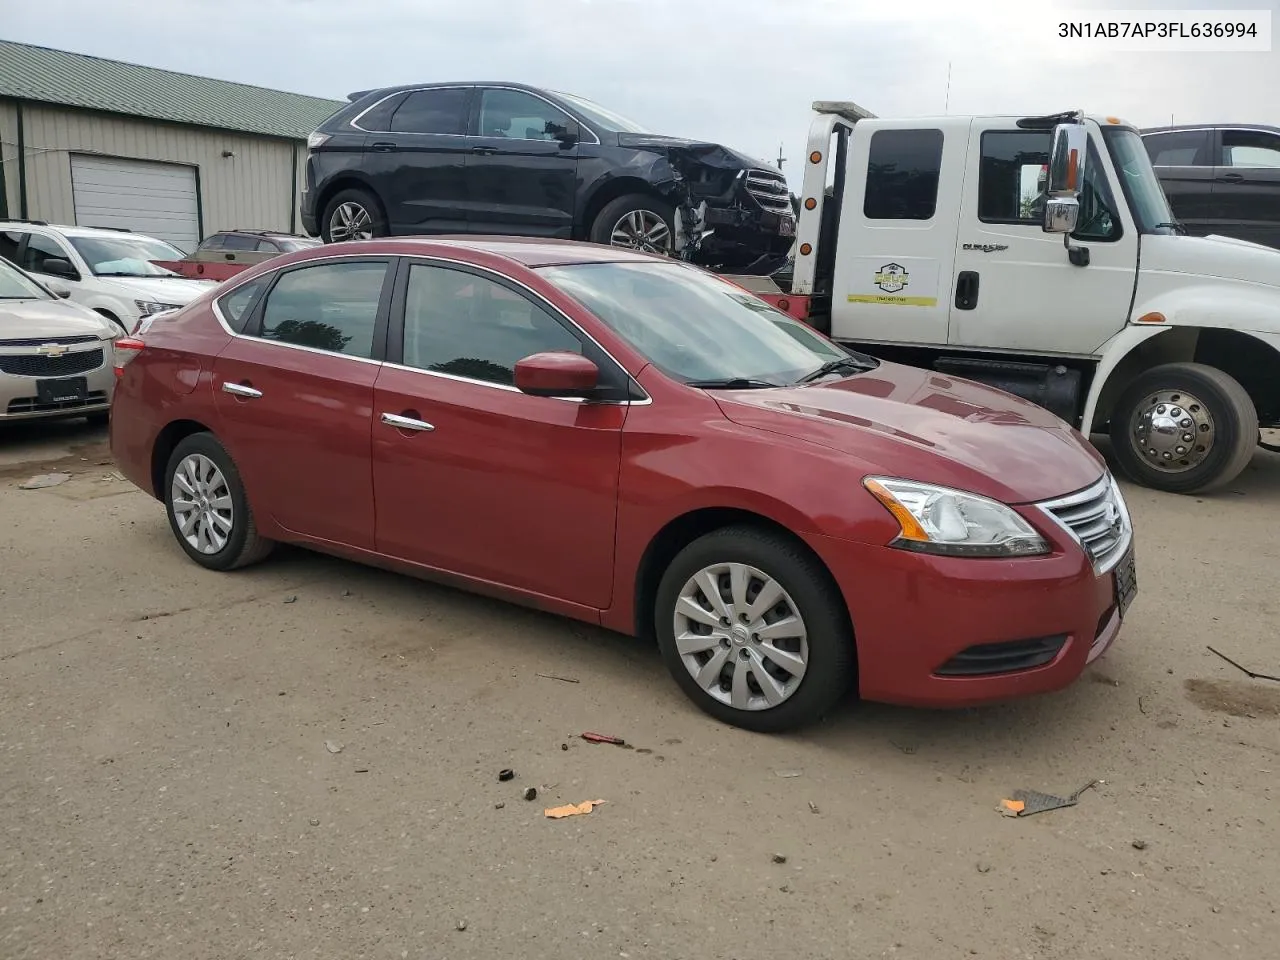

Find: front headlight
<box><xmin>863</xmin><ymin>477</ymin><xmax>1050</xmax><ymax>558</ymax></box>
<box><xmin>135</xmin><ymin>300</ymin><xmax>180</xmax><ymax>317</ymax></box>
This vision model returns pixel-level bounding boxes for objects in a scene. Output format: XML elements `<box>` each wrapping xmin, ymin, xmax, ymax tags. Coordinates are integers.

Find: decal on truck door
<box><xmin>846</xmin><ymin>256</ymin><xmax>939</xmax><ymax>307</ymax></box>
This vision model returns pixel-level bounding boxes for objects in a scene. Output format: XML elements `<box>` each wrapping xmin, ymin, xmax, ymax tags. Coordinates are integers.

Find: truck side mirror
<box><xmin>1042</xmin><ymin>122</ymin><xmax>1088</xmax><ymax>235</ymax></box>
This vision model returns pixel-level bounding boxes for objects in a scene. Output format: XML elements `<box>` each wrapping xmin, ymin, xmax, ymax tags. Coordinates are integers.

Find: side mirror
<box><xmin>514</xmin><ymin>351</ymin><xmax>598</xmax><ymax>398</ymax></box>
<box><xmin>44</xmin><ymin>278</ymin><xmax>72</xmax><ymax>298</ymax></box>
<box><xmin>1043</xmin><ymin>122</ymin><xmax>1088</xmax><ymax>235</ymax></box>
<box><xmin>40</xmin><ymin>257</ymin><xmax>80</xmax><ymax>280</ymax></box>
<box><xmin>547</xmin><ymin>118</ymin><xmax>581</xmax><ymax>148</ymax></box>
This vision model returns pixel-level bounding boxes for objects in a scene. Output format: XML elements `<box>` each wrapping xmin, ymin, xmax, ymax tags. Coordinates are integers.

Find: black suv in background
<box><xmin>1142</xmin><ymin>124</ymin><xmax>1280</xmax><ymax>249</ymax></box>
<box><xmin>300</xmin><ymin>82</ymin><xmax>795</xmax><ymax>272</ymax></box>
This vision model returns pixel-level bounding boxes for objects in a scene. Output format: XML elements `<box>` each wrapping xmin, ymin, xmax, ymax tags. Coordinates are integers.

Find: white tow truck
<box><xmin>745</xmin><ymin>102</ymin><xmax>1280</xmax><ymax>494</ymax></box>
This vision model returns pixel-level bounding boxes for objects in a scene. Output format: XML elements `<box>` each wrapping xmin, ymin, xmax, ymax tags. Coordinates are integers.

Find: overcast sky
<box><xmin>4</xmin><ymin>0</ymin><xmax>1278</xmax><ymax>182</ymax></box>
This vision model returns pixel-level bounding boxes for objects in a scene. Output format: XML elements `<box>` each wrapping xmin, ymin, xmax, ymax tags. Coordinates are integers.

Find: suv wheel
<box><xmin>590</xmin><ymin>194</ymin><xmax>675</xmax><ymax>255</ymax></box>
<box><xmin>321</xmin><ymin>188</ymin><xmax>386</xmax><ymax>243</ymax></box>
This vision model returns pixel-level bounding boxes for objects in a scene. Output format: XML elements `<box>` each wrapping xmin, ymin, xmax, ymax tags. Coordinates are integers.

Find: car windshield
<box><xmin>0</xmin><ymin>258</ymin><xmax>53</xmax><ymax>300</ymax></box>
<box><xmin>539</xmin><ymin>260</ymin><xmax>873</xmax><ymax>386</ymax></box>
<box><xmin>69</xmin><ymin>235</ymin><xmax>186</xmax><ymax>277</ymax></box>
<box><xmin>1102</xmin><ymin>127</ymin><xmax>1176</xmax><ymax>234</ymax></box>
<box><xmin>552</xmin><ymin>91</ymin><xmax>651</xmax><ymax>134</ymax></box>
<box><xmin>277</xmin><ymin>237</ymin><xmax>322</xmax><ymax>252</ymax></box>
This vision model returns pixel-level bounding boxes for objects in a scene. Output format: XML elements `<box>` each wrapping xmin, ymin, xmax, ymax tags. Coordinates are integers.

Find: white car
<box><xmin>0</xmin><ymin>220</ymin><xmax>216</xmax><ymax>333</ymax></box>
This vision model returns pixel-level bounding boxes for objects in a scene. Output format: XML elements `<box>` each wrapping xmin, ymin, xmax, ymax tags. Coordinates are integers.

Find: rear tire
<box><xmin>320</xmin><ymin>187</ymin><xmax>387</xmax><ymax>243</ymax></box>
<box><xmin>589</xmin><ymin>194</ymin><xmax>675</xmax><ymax>255</ymax></box>
<box><xmin>1109</xmin><ymin>362</ymin><xmax>1257</xmax><ymax>494</ymax></box>
<box><xmin>163</xmin><ymin>433</ymin><xmax>274</xmax><ymax>571</ymax></box>
<box><xmin>654</xmin><ymin>525</ymin><xmax>855</xmax><ymax>732</ymax></box>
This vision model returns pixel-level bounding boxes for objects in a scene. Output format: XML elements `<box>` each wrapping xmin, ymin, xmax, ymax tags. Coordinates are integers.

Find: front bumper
<box><xmin>0</xmin><ymin>352</ymin><xmax>115</xmax><ymax>421</ymax></box>
<box><xmin>805</xmin><ymin>528</ymin><xmax>1132</xmax><ymax>709</ymax></box>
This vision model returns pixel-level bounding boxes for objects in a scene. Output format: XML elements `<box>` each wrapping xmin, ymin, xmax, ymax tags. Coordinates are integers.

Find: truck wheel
<box><xmin>654</xmin><ymin>525</ymin><xmax>855</xmax><ymax>733</ymax></box>
<box><xmin>1109</xmin><ymin>362</ymin><xmax>1257</xmax><ymax>494</ymax></box>
<box><xmin>321</xmin><ymin>187</ymin><xmax>386</xmax><ymax>243</ymax></box>
<box><xmin>589</xmin><ymin>194</ymin><xmax>675</xmax><ymax>255</ymax></box>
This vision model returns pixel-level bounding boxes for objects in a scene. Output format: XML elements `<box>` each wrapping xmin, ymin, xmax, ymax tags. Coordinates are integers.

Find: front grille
<box><xmin>8</xmin><ymin>390</ymin><xmax>108</xmax><ymax>414</ymax></box>
<box><xmin>935</xmin><ymin>635</ymin><xmax>1068</xmax><ymax>677</ymax></box>
<box><xmin>0</xmin><ymin>335</ymin><xmax>99</xmax><ymax>348</ymax></box>
<box><xmin>0</xmin><ymin>348</ymin><xmax>105</xmax><ymax>377</ymax></box>
<box><xmin>1037</xmin><ymin>474</ymin><xmax>1132</xmax><ymax>574</ymax></box>
<box><xmin>744</xmin><ymin>170</ymin><xmax>792</xmax><ymax>214</ymax></box>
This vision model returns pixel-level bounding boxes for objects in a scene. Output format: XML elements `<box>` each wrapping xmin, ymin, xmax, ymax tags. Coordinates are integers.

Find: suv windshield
<box><xmin>539</xmin><ymin>260</ymin><xmax>874</xmax><ymax>386</ymax></box>
<box><xmin>552</xmin><ymin>91</ymin><xmax>651</xmax><ymax>134</ymax></box>
<box><xmin>277</xmin><ymin>237</ymin><xmax>321</xmax><ymax>252</ymax></box>
<box><xmin>1102</xmin><ymin>127</ymin><xmax>1177</xmax><ymax>235</ymax></box>
<box><xmin>0</xmin><ymin>258</ymin><xmax>53</xmax><ymax>300</ymax></box>
<box><xmin>68</xmin><ymin>235</ymin><xmax>186</xmax><ymax>277</ymax></box>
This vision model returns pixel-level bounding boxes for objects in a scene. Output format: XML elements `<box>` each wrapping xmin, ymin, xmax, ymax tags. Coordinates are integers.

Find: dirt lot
<box><xmin>1</xmin><ymin>419</ymin><xmax>1278</xmax><ymax>960</ymax></box>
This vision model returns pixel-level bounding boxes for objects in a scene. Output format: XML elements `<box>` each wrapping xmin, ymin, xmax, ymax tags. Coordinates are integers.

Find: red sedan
<box><xmin>109</xmin><ymin>238</ymin><xmax>1137</xmax><ymax>732</ymax></box>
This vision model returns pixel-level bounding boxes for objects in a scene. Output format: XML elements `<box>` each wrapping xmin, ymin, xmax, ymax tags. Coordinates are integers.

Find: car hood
<box><xmin>0</xmin><ymin>297</ymin><xmax>117</xmax><ymax>340</ymax></box>
<box><xmin>615</xmin><ymin>133</ymin><xmax>778</xmax><ymax>174</ymax></box>
<box><xmin>711</xmin><ymin>362</ymin><xmax>1106</xmax><ymax>505</ymax></box>
<box><xmin>96</xmin><ymin>275</ymin><xmax>217</xmax><ymax>304</ymax></box>
<box><xmin>1141</xmin><ymin>233</ymin><xmax>1280</xmax><ymax>290</ymax></box>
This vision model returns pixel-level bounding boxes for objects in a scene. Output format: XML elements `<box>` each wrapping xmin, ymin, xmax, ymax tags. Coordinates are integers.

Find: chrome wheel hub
<box><xmin>609</xmin><ymin>210</ymin><xmax>672</xmax><ymax>254</ymax></box>
<box><xmin>329</xmin><ymin>202</ymin><xmax>373</xmax><ymax>241</ymax></box>
<box><xmin>1132</xmin><ymin>389</ymin><xmax>1214</xmax><ymax>473</ymax></box>
<box><xmin>171</xmin><ymin>454</ymin><xmax>234</xmax><ymax>555</ymax></box>
<box><xmin>673</xmin><ymin>562</ymin><xmax>808</xmax><ymax>712</ymax></box>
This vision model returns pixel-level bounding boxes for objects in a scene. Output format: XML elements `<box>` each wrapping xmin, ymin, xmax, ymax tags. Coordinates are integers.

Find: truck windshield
<box><xmin>1102</xmin><ymin>127</ymin><xmax>1177</xmax><ymax>235</ymax></box>
<box><xmin>539</xmin><ymin>260</ymin><xmax>872</xmax><ymax>387</ymax></box>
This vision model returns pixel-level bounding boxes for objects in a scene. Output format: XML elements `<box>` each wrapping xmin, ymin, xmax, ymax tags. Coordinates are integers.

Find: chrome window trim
<box><xmin>1035</xmin><ymin>472</ymin><xmax>1133</xmax><ymax>576</ymax></box>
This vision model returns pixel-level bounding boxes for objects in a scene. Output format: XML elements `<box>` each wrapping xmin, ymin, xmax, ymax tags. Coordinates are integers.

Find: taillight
<box><xmin>113</xmin><ymin>337</ymin><xmax>145</xmax><ymax>378</ymax></box>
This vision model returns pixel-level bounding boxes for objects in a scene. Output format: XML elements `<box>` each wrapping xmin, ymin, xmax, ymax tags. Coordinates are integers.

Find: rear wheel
<box><xmin>654</xmin><ymin>525</ymin><xmax>855</xmax><ymax>732</ymax></box>
<box><xmin>1109</xmin><ymin>362</ymin><xmax>1257</xmax><ymax>494</ymax></box>
<box><xmin>163</xmin><ymin>433</ymin><xmax>274</xmax><ymax>570</ymax></box>
<box><xmin>321</xmin><ymin>187</ymin><xmax>386</xmax><ymax>243</ymax></box>
<box><xmin>589</xmin><ymin>194</ymin><xmax>675</xmax><ymax>255</ymax></box>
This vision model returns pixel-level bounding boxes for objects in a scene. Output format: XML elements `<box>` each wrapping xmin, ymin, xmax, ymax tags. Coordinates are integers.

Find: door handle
<box><xmin>222</xmin><ymin>381</ymin><xmax>262</xmax><ymax>399</ymax></box>
<box><xmin>370</xmin><ymin>142</ymin><xmax>397</xmax><ymax>153</ymax></box>
<box><xmin>381</xmin><ymin>411</ymin><xmax>435</xmax><ymax>432</ymax></box>
<box><xmin>224</xmin><ymin>253</ymin><xmax>235</xmax><ymax>261</ymax></box>
<box><xmin>955</xmin><ymin>271</ymin><xmax>979</xmax><ymax>310</ymax></box>
<box><xmin>1215</xmin><ymin>172</ymin><xmax>1244</xmax><ymax>183</ymax></box>
<box><xmin>471</xmin><ymin>146</ymin><xmax>497</xmax><ymax>156</ymax></box>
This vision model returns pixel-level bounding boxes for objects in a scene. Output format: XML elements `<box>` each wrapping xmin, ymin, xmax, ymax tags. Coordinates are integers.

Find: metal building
<box><xmin>0</xmin><ymin>41</ymin><xmax>342</xmax><ymax>251</ymax></box>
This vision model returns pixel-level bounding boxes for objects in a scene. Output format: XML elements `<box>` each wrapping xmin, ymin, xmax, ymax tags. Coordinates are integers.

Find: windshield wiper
<box><xmin>686</xmin><ymin>377</ymin><xmax>781</xmax><ymax>390</ymax></box>
<box><xmin>797</xmin><ymin>356</ymin><xmax>876</xmax><ymax>384</ymax></box>
<box><xmin>1152</xmin><ymin>220</ymin><xmax>1187</xmax><ymax>235</ymax></box>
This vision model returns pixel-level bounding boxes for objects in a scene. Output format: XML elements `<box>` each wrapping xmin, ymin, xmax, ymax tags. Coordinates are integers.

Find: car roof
<box><xmin>0</xmin><ymin>219</ymin><xmax>153</xmax><ymax>240</ymax></box>
<box><xmin>320</xmin><ymin>236</ymin><xmax>670</xmax><ymax>268</ymax></box>
<box><xmin>1140</xmin><ymin>123</ymin><xmax>1280</xmax><ymax>136</ymax></box>
<box><xmin>346</xmin><ymin>80</ymin><xmax>553</xmax><ymax>103</ymax></box>
<box><xmin>215</xmin><ymin>229</ymin><xmax>311</xmax><ymax>237</ymax></box>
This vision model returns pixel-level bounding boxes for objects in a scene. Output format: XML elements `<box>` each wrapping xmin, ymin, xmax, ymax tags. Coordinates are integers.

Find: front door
<box><xmin>464</xmin><ymin>87</ymin><xmax>580</xmax><ymax>238</ymax></box>
<box><xmin>212</xmin><ymin>257</ymin><xmax>393</xmax><ymax>550</ymax></box>
<box><xmin>1212</xmin><ymin>127</ymin><xmax>1280</xmax><ymax>250</ymax></box>
<box><xmin>947</xmin><ymin>121</ymin><xmax>1139</xmax><ymax>356</ymax></box>
<box><xmin>371</xmin><ymin>259</ymin><xmax>624</xmax><ymax>608</ymax></box>
<box><xmin>359</xmin><ymin>86</ymin><xmax>473</xmax><ymax>234</ymax></box>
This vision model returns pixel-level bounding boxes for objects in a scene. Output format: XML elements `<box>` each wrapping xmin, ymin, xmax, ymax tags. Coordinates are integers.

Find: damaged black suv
<box><xmin>300</xmin><ymin>82</ymin><xmax>795</xmax><ymax>272</ymax></box>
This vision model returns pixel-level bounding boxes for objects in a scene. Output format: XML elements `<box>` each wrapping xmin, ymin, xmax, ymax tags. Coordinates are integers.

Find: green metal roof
<box><xmin>0</xmin><ymin>41</ymin><xmax>345</xmax><ymax>140</ymax></box>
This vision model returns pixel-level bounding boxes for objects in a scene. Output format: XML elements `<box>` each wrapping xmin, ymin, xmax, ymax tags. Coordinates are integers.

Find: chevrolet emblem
<box><xmin>36</xmin><ymin>343</ymin><xmax>69</xmax><ymax>358</ymax></box>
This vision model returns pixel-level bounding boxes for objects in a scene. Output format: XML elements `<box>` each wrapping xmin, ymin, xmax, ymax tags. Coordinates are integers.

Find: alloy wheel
<box><xmin>329</xmin><ymin>202</ymin><xmax>374</xmax><ymax>241</ymax></box>
<box><xmin>609</xmin><ymin>210</ymin><xmax>672</xmax><ymax>254</ymax></box>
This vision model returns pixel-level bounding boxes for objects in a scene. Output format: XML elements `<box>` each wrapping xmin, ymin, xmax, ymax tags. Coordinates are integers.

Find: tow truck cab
<box><xmin>762</xmin><ymin>103</ymin><xmax>1280</xmax><ymax>495</ymax></box>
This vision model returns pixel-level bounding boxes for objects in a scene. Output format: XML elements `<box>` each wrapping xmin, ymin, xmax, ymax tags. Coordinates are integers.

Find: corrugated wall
<box><xmin>0</xmin><ymin>100</ymin><xmax>305</xmax><ymax>238</ymax></box>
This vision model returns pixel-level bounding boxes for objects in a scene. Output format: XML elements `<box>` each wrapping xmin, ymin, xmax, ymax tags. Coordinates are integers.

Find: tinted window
<box><xmin>254</xmin><ymin>239</ymin><xmax>279</xmax><ymax>252</ymax></box>
<box><xmin>198</xmin><ymin>235</ymin><xmax>226</xmax><ymax>251</ymax></box>
<box><xmin>1144</xmin><ymin>130</ymin><xmax>1211</xmax><ymax>166</ymax></box>
<box><xmin>864</xmin><ymin>129</ymin><xmax>943</xmax><ymax>220</ymax></box>
<box><xmin>355</xmin><ymin>92</ymin><xmax>407</xmax><ymax>132</ymax></box>
<box><xmin>401</xmin><ymin>264</ymin><xmax>581</xmax><ymax>386</ymax></box>
<box><xmin>0</xmin><ymin>230</ymin><xmax>26</xmax><ymax>265</ymax></box>
<box><xmin>1223</xmin><ymin>130</ymin><xmax>1280</xmax><ymax>168</ymax></box>
<box><xmin>23</xmin><ymin>234</ymin><xmax>74</xmax><ymax>274</ymax></box>
<box><xmin>260</xmin><ymin>261</ymin><xmax>388</xmax><ymax>358</ymax></box>
<box><xmin>389</xmin><ymin>88</ymin><xmax>469</xmax><ymax>135</ymax></box>
<box><xmin>476</xmin><ymin>88</ymin><xmax>574</xmax><ymax>141</ymax></box>
<box><xmin>220</xmin><ymin>234</ymin><xmax>258</xmax><ymax>251</ymax></box>
<box><xmin>217</xmin><ymin>276</ymin><xmax>271</xmax><ymax>333</ymax></box>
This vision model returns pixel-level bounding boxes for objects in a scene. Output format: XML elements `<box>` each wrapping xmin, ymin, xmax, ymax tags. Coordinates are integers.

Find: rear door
<box><xmin>358</xmin><ymin>86</ymin><xmax>473</xmax><ymax>234</ymax></box>
<box><xmin>1143</xmin><ymin>128</ymin><xmax>1217</xmax><ymax>236</ymax></box>
<box><xmin>464</xmin><ymin>87</ymin><xmax>581</xmax><ymax>238</ymax></box>
<box><xmin>1212</xmin><ymin>128</ymin><xmax>1280</xmax><ymax>249</ymax></box>
<box><xmin>212</xmin><ymin>256</ymin><xmax>394</xmax><ymax>550</ymax></box>
<box><xmin>828</xmin><ymin>120</ymin><xmax>964</xmax><ymax>346</ymax></box>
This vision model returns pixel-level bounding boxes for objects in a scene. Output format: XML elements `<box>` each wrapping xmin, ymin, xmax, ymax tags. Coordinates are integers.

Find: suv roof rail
<box><xmin>811</xmin><ymin>101</ymin><xmax>876</xmax><ymax>124</ymax></box>
<box><xmin>83</xmin><ymin>224</ymin><xmax>132</xmax><ymax>232</ymax></box>
<box><xmin>0</xmin><ymin>217</ymin><xmax>50</xmax><ymax>226</ymax></box>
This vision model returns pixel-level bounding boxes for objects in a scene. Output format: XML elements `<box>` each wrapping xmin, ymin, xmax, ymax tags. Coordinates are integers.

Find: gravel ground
<box><xmin>1</xmin><ymin>420</ymin><xmax>1278</xmax><ymax>960</ymax></box>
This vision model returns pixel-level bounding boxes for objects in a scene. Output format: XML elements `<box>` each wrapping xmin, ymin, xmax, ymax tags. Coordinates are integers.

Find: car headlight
<box><xmin>863</xmin><ymin>477</ymin><xmax>1050</xmax><ymax>558</ymax></box>
<box><xmin>135</xmin><ymin>300</ymin><xmax>181</xmax><ymax>316</ymax></box>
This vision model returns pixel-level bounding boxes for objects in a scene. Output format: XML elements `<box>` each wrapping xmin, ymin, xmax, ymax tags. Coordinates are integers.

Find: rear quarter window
<box><xmin>216</xmin><ymin>276</ymin><xmax>271</xmax><ymax>333</ymax></box>
<box><xmin>864</xmin><ymin>128</ymin><xmax>944</xmax><ymax>221</ymax></box>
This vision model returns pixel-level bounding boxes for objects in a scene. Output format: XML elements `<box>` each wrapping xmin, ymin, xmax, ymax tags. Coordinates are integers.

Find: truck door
<box><xmin>827</xmin><ymin>118</ymin><xmax>969</xmax><ymax>346</ymax></box>
<box><xmin>947</xmin><ymin>120</ymin><xmax>1138</xmax><ymax>355</ymax></box>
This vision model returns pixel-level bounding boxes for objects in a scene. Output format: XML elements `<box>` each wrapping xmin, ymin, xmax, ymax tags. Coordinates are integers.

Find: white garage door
<box><xmin>70</xmin><ymin>155</ymin><xmax>200</xmax><ymax>253</ymax></box>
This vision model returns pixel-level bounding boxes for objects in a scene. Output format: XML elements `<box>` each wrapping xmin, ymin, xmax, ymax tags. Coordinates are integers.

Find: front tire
<box><xmin>654</xmin><ymin>525</ymin><xmax>855</xmax><ymax>732</ymax></box>
<box><xmin>589</xmin><ymin>194</ymin><xmax>675</xmax><ymax>255</ymax></box>
<box><xmin>320</xmin><ymin>187</ymin><xmax>387</xmax><ymax>243</ymax></box>
<box><xmin>1109</xmin><ymin>362</ymin><xmax>1257</xmax><ymax>494</ymax></box>
<box><xmin>164</xmin><ymin>433</ymin><xmax>274</xmax><ymax>570</ymax></box>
